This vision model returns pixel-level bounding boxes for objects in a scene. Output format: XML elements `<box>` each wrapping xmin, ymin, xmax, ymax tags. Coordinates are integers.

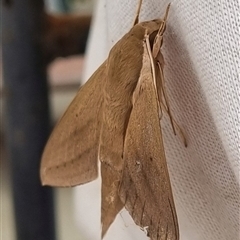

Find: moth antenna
<box><xmin>163</xmin><ymin>3</ymin><xmax>171</xmax><ymax>21</ymax></box>
<box><xmin>153</xmin><ymin>3</ymin><xmax>171</xmax><ymax>58</ymax></box>
<box><xmin>158</xmin><ymin>3</ymin><xmax>171</xmax><ymax>36</ymax></box>
<box><xmin>133</xmin><ymin>0</ymin><xmax>143</xmax><ymax>26</ymax></box>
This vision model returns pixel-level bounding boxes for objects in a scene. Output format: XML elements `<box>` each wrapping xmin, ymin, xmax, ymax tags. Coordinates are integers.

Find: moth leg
<box><xmin>146</xmin><ymin>33</ymin><xmax>178</xmax><ymax>144</ymax></box>
<box><xmin>157</xmin><ymin>60</ymin><xmax>177</xmax><ymax>136</ymax></box>
<box><xmin>160</xmin><ymin>102</ymin><xmax>188</xmax><ymax>147</ymax></box>
<box><xmin>151</xmin><ymin>4</ymin><xmax>171</xmax><ymax>123</ymax></box>
<box><xmin>132</xmin><ymin>0</ymin><xmax>143</xmax><ymax>26</ymax></box>
<box><xmin>154</xmin><ymin>51</ymin><xmax>187</xmax><ymax>146</ymax></box>
<box><xmin>149</xmin><ymin>3</ymin><xmax>187</xmax><ymax>147</ymax></box>
<box><xmin>156</xmin><ymin>54</ymin><xmax>187</xmax><ymax>146</ymax></box>
<box><xmin>155</xmin><ymin>53</ymin><xmax>187</xmax><ymax>146</ymax></box>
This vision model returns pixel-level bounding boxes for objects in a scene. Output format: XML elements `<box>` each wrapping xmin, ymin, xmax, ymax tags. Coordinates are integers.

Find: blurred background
<box><xmin>1</xmin><ymin>0</ymin><xmax>96</xmax><ymax>239</ymax></box>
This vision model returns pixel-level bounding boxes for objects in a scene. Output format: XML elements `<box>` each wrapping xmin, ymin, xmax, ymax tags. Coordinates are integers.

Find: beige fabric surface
<box><xmin>74</xmin><ymin>0</ymin><xmax>240</xmax><ymax>239</ymax></box>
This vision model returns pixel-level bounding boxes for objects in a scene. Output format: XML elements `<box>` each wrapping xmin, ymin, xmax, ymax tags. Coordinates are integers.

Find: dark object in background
<box><xmin>2</xmin><ymin>0</ymin><xmax>56</xmax><ymax>239</ymax></box>
<box><xmin>3</xmin><ymin>0</ymin><xmax>12</xmax><ymax>7</ymax></box>
<box><xmin>42</xmin><ymin>14</ymin><xmax>91</xmax><ymax>63</ymax></box>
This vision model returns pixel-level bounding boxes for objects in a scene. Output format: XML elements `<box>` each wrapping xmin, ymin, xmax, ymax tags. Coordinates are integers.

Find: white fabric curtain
<box><xmin>74</xmin><ymin>0</ymin><xmax>240</xmax><ymax>239</ymax></box>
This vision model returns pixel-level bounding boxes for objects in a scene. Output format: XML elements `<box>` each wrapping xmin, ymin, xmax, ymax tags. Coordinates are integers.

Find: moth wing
<box><xmin>119</xmin><ymin>67</ymin><xmax>179</xmax><ymax>240</ymax></box>
<box><xmin>40</xmin><ymin>62</ymin><xmax>106</xmax><ymax>187</ymax></box>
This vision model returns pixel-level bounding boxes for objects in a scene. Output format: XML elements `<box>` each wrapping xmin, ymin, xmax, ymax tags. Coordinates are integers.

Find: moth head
<box><xmin>137</xmin><ymin>3</ymin><xmax>170</xmax><ymax>49</ymax></box>
<box><xmin>139</xmin><ymin>19</ymin><xmax>165</xmax><ymax>34</ymax></box>
<box><xmin>137</xmin><ymin>19</ymin><xmax>166</xmax><ymax>49</ymax></box>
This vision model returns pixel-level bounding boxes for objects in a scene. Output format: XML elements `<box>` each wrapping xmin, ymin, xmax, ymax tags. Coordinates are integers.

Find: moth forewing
<box><xmin>119</xmin><ymin>37</ymin><xmax>179</xmax><ymax>240</ymax></box>
<box><xmin>40</xmin><ymin>62</ymin><xmax>106</xmax><ymax>187</ymax></box>
<box><xmin>99</xmin><ymin>22</ymin><xmax>146</xmax><ymax>236</ymax></box>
